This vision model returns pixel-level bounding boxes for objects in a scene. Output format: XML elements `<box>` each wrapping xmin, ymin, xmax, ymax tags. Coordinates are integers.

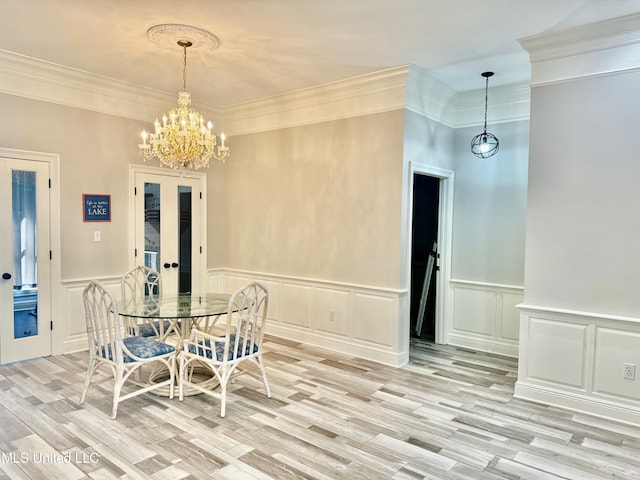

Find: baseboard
<box><xmin>447</xmin><ymin>332</ymin><xmax>519</xmax><ymax>358</ymax></box>
<box><xmin>267</xmin><ymin>323</ymin><xmax>407</xmax><ymax>367</ymax></box>
<box><xmin>515</xmin><ymin>380</ymin><xmax>640</xmax><ymax>427</ymax></box>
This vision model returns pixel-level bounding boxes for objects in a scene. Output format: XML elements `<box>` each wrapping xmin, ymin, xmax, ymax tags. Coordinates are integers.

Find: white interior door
<box><xmin>134</xmin><ymin>171</ymin><xmax>204</xmax><ymax>294</ymax></box>
<box><xmin>0</xmin><ymin>157</ymin><xmax>51</xmax><ymax>364</ymax></box>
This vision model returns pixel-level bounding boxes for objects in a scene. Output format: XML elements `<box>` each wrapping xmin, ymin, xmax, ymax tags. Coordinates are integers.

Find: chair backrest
<box><xmin>121</xmin><ymin>265</ymin><xmax>162</xmax><ymax>304</ymax></box>
<box><xmin>83</xmin><ymin>280</ymin><xmax>124</xmax><ymax>363</ymax></box>
<box><xmin>224</xmin><ymin>281</ymin><xmax>269</xmax><ymax>362</ymax></box>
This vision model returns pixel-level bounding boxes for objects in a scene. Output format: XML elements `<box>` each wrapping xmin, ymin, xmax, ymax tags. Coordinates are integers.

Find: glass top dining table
<box><xmin>117</xmin><ymin>292</ymin><xmax>234</xmax><ymax>396</ymax></box>
<box><xmin>118</xmin><ymin>293</ymin><xmax>233</xmax><ymax>320</ymax></box>
<box><xmin>117</xmin><ymin>292</ymin><xmax>234</xmax><ymax>343</ymax></box>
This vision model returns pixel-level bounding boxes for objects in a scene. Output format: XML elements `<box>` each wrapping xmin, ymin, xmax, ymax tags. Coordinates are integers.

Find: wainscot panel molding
<box><xmin>516</xmin><ymin>304</ymin><xmax>640</xmax><ymax>426</ymax></box>
<box><xmin>210</xmin><ymin>269</ymin><xmax>407</xmax><ymax>367</ymax></box>
<box><xmin>61</xmin><ymin>276</ymin><xmax>122</xmax><ymax>355</ymax></box>
<box><xmin>519</xmin><ymin>12</ymin><xmax>640</xmax><ymax>87</ymax></box>
<box><xmin>448</xmin><ymin>280</ymin><xmax>523</xmax><ymax>358</ymax></box>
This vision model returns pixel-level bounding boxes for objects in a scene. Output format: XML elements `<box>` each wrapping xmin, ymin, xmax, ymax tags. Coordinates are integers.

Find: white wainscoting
<box><xmin>59</xmin><ymin>272</ymin><xmax>405</xmax><ymax>365</ymax></box>
<box><xmin>448</xmin><ymin>280</ymin><xmax>523</xmax><ymax>357</ymax></box>
<box><xmin>516</xmin><ymin>305</ymin><xmax>640</xmax><ymax>426</ymax></box>
<box><xmin>60</xmin><ymin>276</ymin><xmax>122</xmax><ymax>354</ymax></box>
<box><xmin>210</xmin><ymin>269</ymin><xmax>406</xmax><ymax>366</ymax></box>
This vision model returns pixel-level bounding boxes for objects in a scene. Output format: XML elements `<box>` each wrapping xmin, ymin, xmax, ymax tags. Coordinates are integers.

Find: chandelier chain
<box><xmin>182</xmin><ymin>44</ymin><xmax>188</xmax><ymax>92</ymax></box>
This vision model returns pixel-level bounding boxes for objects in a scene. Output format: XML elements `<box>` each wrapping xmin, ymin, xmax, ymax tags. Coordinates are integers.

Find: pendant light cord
<box><xmin>483</xmin><ymin>75</ymin><xmax>489</xmax><ymax>135</ymax></box>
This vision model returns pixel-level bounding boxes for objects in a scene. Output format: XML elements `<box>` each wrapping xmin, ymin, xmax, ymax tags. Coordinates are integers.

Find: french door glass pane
<box><xmin>12</xmin><ymin>170</ymin><xmax>38</xmax><ymax>339</ymax></box>
<box><xmin>144</xmin><ymin>182</ymin><xmax>161</xmax><ymax>272</ymax></box>
<box><xmin>178</xmin><ymin>186</ymin><xmax>192</xmax><ymax>294</ymax></box>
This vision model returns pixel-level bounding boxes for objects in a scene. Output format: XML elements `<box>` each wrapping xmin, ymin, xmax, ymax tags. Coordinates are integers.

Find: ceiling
<box><xmin>2</xmin><ymin>0</ymin><xmax>640</xmax><ymax>108</ymax></box>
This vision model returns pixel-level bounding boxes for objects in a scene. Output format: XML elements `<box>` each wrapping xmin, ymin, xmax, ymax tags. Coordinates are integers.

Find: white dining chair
<box><xmin>121</xmin><ymin>265</ymin><xmax>170</xmax><ymax>337</ymax></box>
<box><xmin>178</xmin><ymin>281</ymin><xmax>271</xmax><ymax>417</ymax></box>
<box><xmin>80</xmin><ymin>280</ymin><xmax>176</xmax><ymax>419</ymax></box>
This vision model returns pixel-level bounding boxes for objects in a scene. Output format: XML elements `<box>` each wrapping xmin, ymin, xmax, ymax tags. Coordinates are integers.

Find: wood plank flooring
<box><xmin>0</xmin><ymin>337</ymin><xmax>639</xmax><ymax>479</ymax></box>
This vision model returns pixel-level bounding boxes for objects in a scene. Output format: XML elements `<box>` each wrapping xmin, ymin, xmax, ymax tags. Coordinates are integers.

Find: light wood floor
<box><xmin>0</xmin><ymin>337</ymin><xmax>639</xmax><ymax>479</ymax></box>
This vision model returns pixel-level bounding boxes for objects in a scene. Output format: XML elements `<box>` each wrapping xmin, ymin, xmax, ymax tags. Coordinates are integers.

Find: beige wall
<box><xmin>220</xmin><ymin>110</ymin><xmax>406</xmax><ymax>288</ymax></box>
<box><xmin>453</xmin><ymin>120</ymin><xmax>529</xmax><ymax>286</ymax></box>
<box><xmin>0</xmin><ymin>93</ymin><xmax>147</xmax><ymax>279</ymax></box>
<box><xmin>524</xmin><ymin>71</ymin><xmax>640</xmax><ymax>316</ymax></box>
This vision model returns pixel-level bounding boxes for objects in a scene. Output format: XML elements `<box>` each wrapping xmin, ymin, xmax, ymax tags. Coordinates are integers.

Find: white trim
<box><xmin>454</xmin><ymin>82</ymin><xmax>531</xmax><ymax>128</ymax></box>
<box><xmin>128</xmin><ymin>164</ymin><xmax>208</xmax><ymax>293</ymax></box>
<box><xmin>0</xmin><ymin>49</ymin><xmax>222</xmax><ymax>123</ymax></box>
<box><xmin>519</xmin><ymin>13</ymin><xmax>640</xmax><ymax>87</ymax></box>
<box><xmin>514</xmin><ymin>381</ymin><xmax>640</xmax><ymax>427</ymax></box>
<box><xmin>222</xmin><ymin>268</ymin><xmax>407</xmax><ymax>295</ymax></box>
<box><xmin>0</xmin><ymin>147</ymin><xmax>61</xmax><ymax>358</ymax></box>
<box><xmin>448</xmin><ymin>280</ymin><xmax>523</xmax><ymax>358</ymax></box>
<box><xmin>265</xmin><ymin>324</ymin><xmax>404</xmax><ymax>367</ymax></box>
<box><xmin>222</xmin><ymin>65</ymin><xmax>411</xmax><ymax>135</ymax></box>
<box><xmin>518</xmin><ymin>303</ymin><xmax>640</xmax><ymax>325</ymax></box>
<box><xmin>211</xmin><ymin>269</ymin><xmax>406</xmax><ymax>367</ymax></box>
<box><xmin>516</xmin><ymin>306</ymin><xmax>640</xmax><ymax>427</ymax></box>
<box><xmin>519</xmin><ymin>13</ymin><xmax>640</xmax><ymax>63</ymax></box>
<box><xmin>0</xmin><ymin>48</ymin><xmax>530</xmax><ymax>133</ymax></box>
<box><xmin>405</xmin><ymin>163</ymin><xmax>455</xmax><ymax>348</ymax></box>
<box><xmin>451</xmin><ymin>279</ymin><xmax>524</xmax><ymax>292</ymax></box>
<box><xmin>404</xmin><ymin>65</ymin><xmax>458</xmax><ymax>127</ymax></box>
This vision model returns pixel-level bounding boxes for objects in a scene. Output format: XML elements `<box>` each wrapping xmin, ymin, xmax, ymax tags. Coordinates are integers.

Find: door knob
<box><xmin>171</xmin><ymin>262</ymin><xmax>179</xmax><ymax>268</ymax></box>
<box><xmin>2</xmin><ymin>272</ymin><xmax>11</xmax><ymax>280</ymax></box>
<box><xmin>163</xmin><ymin>263</ymin><xmax>171</xmax><ymax>269</ymax></box>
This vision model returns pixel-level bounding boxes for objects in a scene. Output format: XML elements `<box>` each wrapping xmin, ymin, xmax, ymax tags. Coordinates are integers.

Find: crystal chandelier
<box><xmin>138</xmin><ymin>38</ymin><xmax>229</xmax><ymax>169</ymax></box>
<box><xmin>470</xmin><ymin>72</ymin><xmax>499</xmax><ymax>159</ymax></box>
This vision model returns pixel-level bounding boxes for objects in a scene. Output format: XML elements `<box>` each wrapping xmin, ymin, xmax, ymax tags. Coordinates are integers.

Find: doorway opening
<box><xmin>410</xmin><ymin>173</ymin><xmax>440</xmax><ymax>342</ymax></box>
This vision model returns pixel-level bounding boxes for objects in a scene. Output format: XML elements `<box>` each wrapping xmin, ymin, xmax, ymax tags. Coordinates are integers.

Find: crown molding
<box><xmin>455</xmin><ymin>82</ymin><xmax>531</xmax><ymax>128</ymax></box>
<box><xmin>404</xmin><ymin>65</ymin><xmax>458</xmax><ymax>127</ymax></box>
<box><xmin>0</xmin><ymin>49</ymin><xmax>223</xmax><ymax>124</ymax></box>
<box><xmin>222</xmin><ymin>65</ymin><xmax>411</xmax><ymax>136</ymax></box>
<box><xmin>0</xmin><ymin>48</ymin><xmax>528</xmax><ymax>135</ymax></box>
<box><xmin>519</xmin><ymin>13</ymin><xmax>640</xmax><ymax>86</ymax></box>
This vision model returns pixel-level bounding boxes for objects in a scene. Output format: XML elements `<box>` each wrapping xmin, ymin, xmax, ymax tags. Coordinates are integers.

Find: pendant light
<box><xmin>471</xmin><ymin>72</ymin><xmax>499</xmax><ymax>159</ymax></box>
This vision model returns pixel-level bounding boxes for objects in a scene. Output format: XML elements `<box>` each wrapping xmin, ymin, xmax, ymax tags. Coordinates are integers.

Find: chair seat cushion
<box><xmin>188</xmin><ymin>334</ymin><xmax>259</xmax><ymax>362</ymax></box>
<box><xmin>137</xmin><ymin>320</ymin><xmax>179</xmax><ymax>337</ymax></box>
<box><xmin>122</xmin><ymin>336</ymin><xmax>175</xmax><ymax>362</ymax></box>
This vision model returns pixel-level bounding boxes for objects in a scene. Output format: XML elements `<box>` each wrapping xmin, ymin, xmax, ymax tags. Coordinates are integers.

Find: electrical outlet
<box><xmin>623</xmin><ymin>363</ymin><xmax>636</xmax><ymax>380</ymax></box>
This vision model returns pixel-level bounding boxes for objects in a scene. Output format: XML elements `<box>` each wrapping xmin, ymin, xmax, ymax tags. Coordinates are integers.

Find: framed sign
<box><xmin>83</xmin><ymin>194</ymin><xmax>111</xmax><ymax>222</ymax></box>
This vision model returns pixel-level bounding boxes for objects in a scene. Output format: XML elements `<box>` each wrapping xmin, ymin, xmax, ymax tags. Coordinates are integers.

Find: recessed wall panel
<box><xmin>353</xmin><ymin>293</ymin><xmax>394</xmax><ymax>346</ymax></box>
<box><xmin>453</xmin><ymin>288</ymin><xmax>496</xmax><ymax>336</ymax></box>
<box><xmin>280</xmin><ymin>283</ymin><xmax>312</xmax><ymax>328</ymax></box>
<box><xmin>316</xmin><ymin>287</ymin><xmax>349</xmax><ymax>337</ymax></box>
<box><xmin>594</xmin><ymin>328</ymin><xmax>640</xmax><ymax>400</ymax></box>
<box><xmin>527</xmin><ymin>317</ymin><xmax>587</xmax><ymax>388</ymax></box>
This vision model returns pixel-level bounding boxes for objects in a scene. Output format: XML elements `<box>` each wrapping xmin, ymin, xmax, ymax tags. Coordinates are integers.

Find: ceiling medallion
<box><xmin>146</xmin><ymin>24</ymin><xmax>220</xmax><ymax>53</ymax></box>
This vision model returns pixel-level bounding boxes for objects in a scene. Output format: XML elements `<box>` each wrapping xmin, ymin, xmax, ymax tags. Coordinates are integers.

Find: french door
<box><xmin>133</xmin><ymin>170</ymin><xmax>204</xmax><ymax>294</ymax></box>
<box><xmin>0</xmin><ymin>156</ymin><xmax>51</xmax><ymax>364</ymax></box>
